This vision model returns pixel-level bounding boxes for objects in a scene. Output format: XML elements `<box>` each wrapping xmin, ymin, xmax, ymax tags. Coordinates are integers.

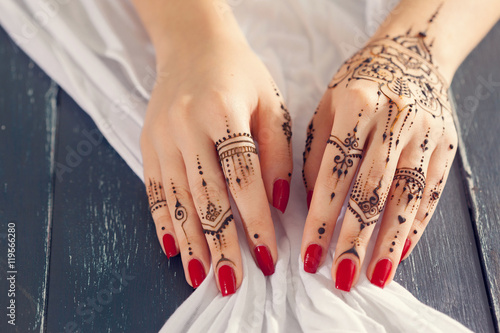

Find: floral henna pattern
<box><xmin>328</xmin><ymin>7</ymin><xmax>451</xmax><ymax>164</ymax></box>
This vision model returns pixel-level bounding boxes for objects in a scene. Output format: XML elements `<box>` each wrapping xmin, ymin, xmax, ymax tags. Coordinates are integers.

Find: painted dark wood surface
<box><xmin>0</xmin><ymin>20</ymin><xmax>499</xmax><ymax>333</ymax></box>
<box><xmin>451</xmin><ymin>24</ymin><xmax>500</xmax><ymax>330</ymax></box>
<box><xmin>0</xmin><ymin>36</ymin><xmax>57</xmax><ymax>332</ymax></box>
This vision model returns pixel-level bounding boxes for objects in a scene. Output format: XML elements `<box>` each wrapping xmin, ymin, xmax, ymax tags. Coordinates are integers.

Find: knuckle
<box><xmin>191</xmin><ymin>178</ymin><xmax>225</xmax><ymax>208</ymax></box>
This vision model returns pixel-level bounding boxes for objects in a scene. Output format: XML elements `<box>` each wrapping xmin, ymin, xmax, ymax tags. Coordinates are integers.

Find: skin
<box><xmin>132</xmin><ymin>0</ymin><xmax>292</xmax><ymax>294</ymax></box>
<box><xmin>302</xmin><ymin>0</ymin><xmax>500</xmax><ymax>290</ymax></box>
<box><xmin>132</xmin><ymin>0</ymin><xmax>500</xmax><ymax>295</ymax></box>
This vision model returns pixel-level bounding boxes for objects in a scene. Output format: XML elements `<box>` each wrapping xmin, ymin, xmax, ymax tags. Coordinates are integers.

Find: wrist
<box><xmin>146</xmin><ymin>1</ymin><xmax>247</xmax><ymax>65</ymax></box>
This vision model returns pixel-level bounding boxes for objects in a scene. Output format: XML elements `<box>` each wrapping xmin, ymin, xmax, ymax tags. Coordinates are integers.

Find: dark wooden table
<box><xmin>0</xmin><ymin>23</ymin><xmax>499</xmax><ymax>333</ymax></box>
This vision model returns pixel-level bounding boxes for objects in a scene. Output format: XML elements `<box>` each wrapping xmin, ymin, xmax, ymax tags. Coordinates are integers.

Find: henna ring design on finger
<box><xmin>393</xmin><ymin>167</ymin><xmax>426</xmax><ymax>206</ymax></box>
<box><xmin>216</xmin><ymin>132</ymin><xmax>257</xmax><ymax>195</ymax></box>
<box><xmin>327</xmin><ymin>122</ymin><xmax>363</xmax><ymax>180</ymax></box>
<box><xmin>148</xmin><ymin>178</ymin><xmax>167</xmax><ymax>213</ymax></box>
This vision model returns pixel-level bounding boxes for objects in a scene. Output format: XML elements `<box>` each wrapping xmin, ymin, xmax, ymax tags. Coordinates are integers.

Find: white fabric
<box><xmin>0</xmin><ymin>0</ymin><xmax>471</xmax><ymax>332</ymax></box>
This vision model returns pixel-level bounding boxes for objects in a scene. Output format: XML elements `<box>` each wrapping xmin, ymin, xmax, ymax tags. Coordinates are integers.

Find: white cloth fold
<box><xmin>0</xmin><ymin>0</ymin><xmax>471</xmax><ymax>331</ymax></box>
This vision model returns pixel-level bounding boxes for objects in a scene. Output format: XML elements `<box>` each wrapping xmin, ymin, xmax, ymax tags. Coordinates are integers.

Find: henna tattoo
<box><xmin>317</xmin><ymin>223</ymin><xmax>326</xmax><ymax>240</ymax></box>
<box><xmin>349</xmin><ymin>176</ymin><xmax>384</xmax><ymax>230</ymax></box>
<box><xmin>422</xmin><ymin>160</ymin><xmax>447</xmax><ymax>220</ymax></box>
<box><xmin>329</xmin><ymin>34</ymin><xmax>450</xmax><ymax>118</ymax></box>
<box><xmin>398</xmin><ymin>215</ymin><xmax>406</xmax><ymax>224</ymax></box>
<box><xmin>329</xmin><ymin>6</ymin><xmax>450</xmax><ymax>163</ymax></box>
<box><xmin>327</xmin><ymin>122</ymin><xmax>363</xmax><ymax>179</ymax></box>
<box><xmin>393</xmin><ymin>167</ymin><xmax>426</xmax><ymax>206</ymax></box>
<box><xmin>271</xmin><ymin>80</ymin><xmax>292</xmax><ymax>147</ymax></box>
<box><xmin>170</xmin><ymin>181</ymin><xmax>193</xmax><ymax>255</ymax></box>
<box><xmin>302</xmin><ymin>119</ymin><xmax>315</xmax><ymax>189</ymax></box>
<box><xmin>196</xmin><ymin>156</ymin><xmax>234</xmax><ymax>251</ymax></box>
<box><xmin>147</xmin><ymin>178</ymin><xmax>166</xmax><ymax>213</ymax></box>
<box><xmin>216</xmin><ymin>121</ymin><xmax>257</xmax><ymax>195</ymax></box>
<box><xmin>253</xmin><ymin>234</ymin><xmax>259</xmax><ymax>239</ymax></box>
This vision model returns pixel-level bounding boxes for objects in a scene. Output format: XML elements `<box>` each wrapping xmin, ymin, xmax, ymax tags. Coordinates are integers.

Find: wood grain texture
<box><xmin>0</xmin><ymin>32</ymin><xmax>57</xmax><ymax>332</ymax></box>
<box><xmin>45</xmin><ymin>92</ymin><xmax>193</xmax><ymax>333</ymax></box>
<box><xmin>451</xmin><ymin>22</ymin><xmax>500</xmax><ymax>331</ymax></box>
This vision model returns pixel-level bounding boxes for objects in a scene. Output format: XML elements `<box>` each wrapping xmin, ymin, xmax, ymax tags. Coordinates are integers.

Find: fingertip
<box><xmin>188</xmin><ymin>259</ymin><xmax>206</xmax><ymax>288</ymax></box>
<box><xmin>273</xmin><ymin>178</ymin><xmax>290</xmax><ymax>213</ymax></box>
<box><xmin>335</xmin><ymin>258</ymin><xmax>356</xmax><ymax>292</ymax></box>
<box><xmin>218</xmin><ymin>265</ymin><xmax>237</xmax><ymax>296</ymax></box>
<box><xmin>162</xmin><ymin>233</ymin><xmax>178</xmax><ymax>259</ymax></box>
<box><xmin>399</xmin><ymin>238</ymin><xmax>411</xmax><ymax>263</ymax></box>
<box><xmin>254</xmin><ymin>245</ymin><xmax>275</xmax><ymax>276</ymax></box>
<box><xmin>370</xmin><ymin>258</ymin><xmax>393</xmax><ymax>288</ymax></box>
<box><xmin>304</xmin><ymin>244</ymin><xmax>322</xmax><ymax>273</ymax></box>
<box><xmin>307</xmin><ymin>190</ymin><xmax>313</xmax><ymax>210</ymax></box>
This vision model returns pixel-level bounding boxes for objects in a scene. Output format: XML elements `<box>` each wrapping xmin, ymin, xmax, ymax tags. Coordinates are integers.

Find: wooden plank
<box><xmin>45</xmin><ymin>92</ymin><xmax>193</xmax><ymax>333</ymax></box>
<box><xmin>0</xmin><ymin>27</ymin><xmax>58</xmax><ymax>332</ymax></box>
<box><xmin>451</xmin><ymin>22</ymin><xmax>500</xmax><ymax>331</ymax></box>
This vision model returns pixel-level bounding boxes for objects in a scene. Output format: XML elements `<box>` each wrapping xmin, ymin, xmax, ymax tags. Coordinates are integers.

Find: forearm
<box><xmin>369</xmin><ymin>0</ymin><xmax>500</xmax><ymax>83</ymax></box>
<box><xmin>131</xmin><ymin>0</ymin><xmax>246</xmax><ymax>62</ymax></box>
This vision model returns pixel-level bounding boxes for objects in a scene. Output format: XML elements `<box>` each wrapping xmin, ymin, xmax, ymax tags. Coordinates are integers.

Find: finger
<box><xmin>332</xmin><ymin>142</ymin><xmax>397</xmax><ymax>291</ymax></box>
<box><xmin>367</xmin><ymin>138</ymin><xmax>433</xmax><ymax>288</ymax></box>
<box><xmin>157</xmin><ymin>150</ymin><xmax>211</xmax><ymax>289</ymax></box>
<box><xmin>302</xmin><ymin>95</ymin><xmax>335</xmax><ymax>209</ymax></box>
<box><xmin>255</xmin><ymin>81</ymin><xmax>293</xmax><ymax>213</ymax></box>
<box><xmin>301</xmin><ymin>114</ymin><xmax>365</xmax><ymax>274</ymax></box>
<box><xmin>141</xmin><ymin>137</ymin><xmax>178</xmax><ymax>259</ymax></box>
<box><xmin>181</xmin><ymin>134</ymin><xmax>243</xmax><ymax>296</ymax></box>
<box><xmin>400</xmin><ymin>140</ymin><xmax>457</xmax><ymax>262</ymax></box>
<box><xmin>215</xmin><ymin>117</ymin><xmax>277</xmax><ymax>276</ymax></box>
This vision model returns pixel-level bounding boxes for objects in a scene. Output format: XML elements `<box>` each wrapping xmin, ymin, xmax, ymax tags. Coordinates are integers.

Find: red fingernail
<box><xmin>254</xmin><ymin>246</ymin><xmax>275</xmax><ymax>276</ymax></box>
<box><xmin>218</xmin><ymin>265</ymin><xmax>236</xmax><ymax>296</ymax></box>
<box><xmin>307</xmin><ymin>190</ymin><xmax>313</xmax><ymax>210</ymax></box>
<box><xmin>273</xmin><ymin>179</ymin><xmax>290</xmax><ymax>213</ymax></box>
<box><xmin>188</xmin><ymin>259</ymin><xmax>206</xmax><ymax>288</ymax></box>
<box><xmin>335</xmin><ymin>258</ymin><xmax>356</xmax><ymax>291</ymax></box>
<box><xmin>162</xmin><ymin>234</ymin><xmax>177</xmax><ymax>259</ymax></box>
<box><xmin>371</xmin><ymin>259</ymin><xmax>393</xmax><ymax>288</ymax></box>
<box><xmin>304</xmin><ymin>244</ymin><xmax>322</xmax><ymax>273</ymax></box>
<box><xmin>400</xmin><ymin>238</ymin><xmax>411</xmax><ymax>263</ymax></box>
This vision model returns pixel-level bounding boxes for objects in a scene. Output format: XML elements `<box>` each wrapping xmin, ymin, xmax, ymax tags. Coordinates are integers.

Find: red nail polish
<box><xmin>254</xmin><ymin>246</ymin><xmax>275</xmax><ymax>276</ymax></box>
<box><xmin>218</xmin><ymin>265</ymin><xmax>236</xmax><ymax>296</ymax></box>
<box><xmin>273</xmin><ymin>179</ymin><xmax>290</xmax><ymax>213</ymax></box>
<box><xmin>335</xmin><ymin>258</ymin><xmax>356</xmax><ymax>291</ymax></box>
<box><xmin>400</xmin><ymin>238</ymin><xmax>411</xmax><ymax>263</ymax></box>
<box><xmin>188</xmin><ymin>259</ymin><xmax>206</xmax><ymax>288</ymax></box>
<box><xmin>304</xmin><ymin>244</ymin><xmax>322</xmax><ymax>273</ymax></box>
<box><xmin>307</xmin><ymin>190</ymin><xmax>313</xmax><ymax>210</ymax></box>
<box><xmin>162</xmin><ymin>234</ymin><xmax>177</xmax><ymax>259</ymax></box>
<box><xmin>371</xmin><ymin>259</ymin><xmax>393</xmax><ymax>288</ymax></box>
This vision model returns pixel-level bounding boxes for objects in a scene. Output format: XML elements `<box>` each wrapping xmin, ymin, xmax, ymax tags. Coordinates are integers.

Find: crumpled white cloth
<box><xmin>0</xmin><ymin>0</ymin><xmax>472</xmax><ymax>332</ymax></box>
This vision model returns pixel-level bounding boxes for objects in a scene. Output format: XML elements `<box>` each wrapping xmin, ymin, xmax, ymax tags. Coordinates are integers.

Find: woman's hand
<box><xmin>301</xmin><ymin>31</ymin><xmax>457</xmax><ymax>290</ymax></box>
<box><xmin>140</xmin><ymin>26</ymin><xmax>292</xmax><ymax>295</ymax></box>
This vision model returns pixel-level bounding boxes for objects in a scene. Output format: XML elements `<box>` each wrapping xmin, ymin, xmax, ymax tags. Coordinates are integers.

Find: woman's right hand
<box><xmin>139</xmin><ymin>11</ymin><xmax>293</xmax><ymax>295</ymax></box>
